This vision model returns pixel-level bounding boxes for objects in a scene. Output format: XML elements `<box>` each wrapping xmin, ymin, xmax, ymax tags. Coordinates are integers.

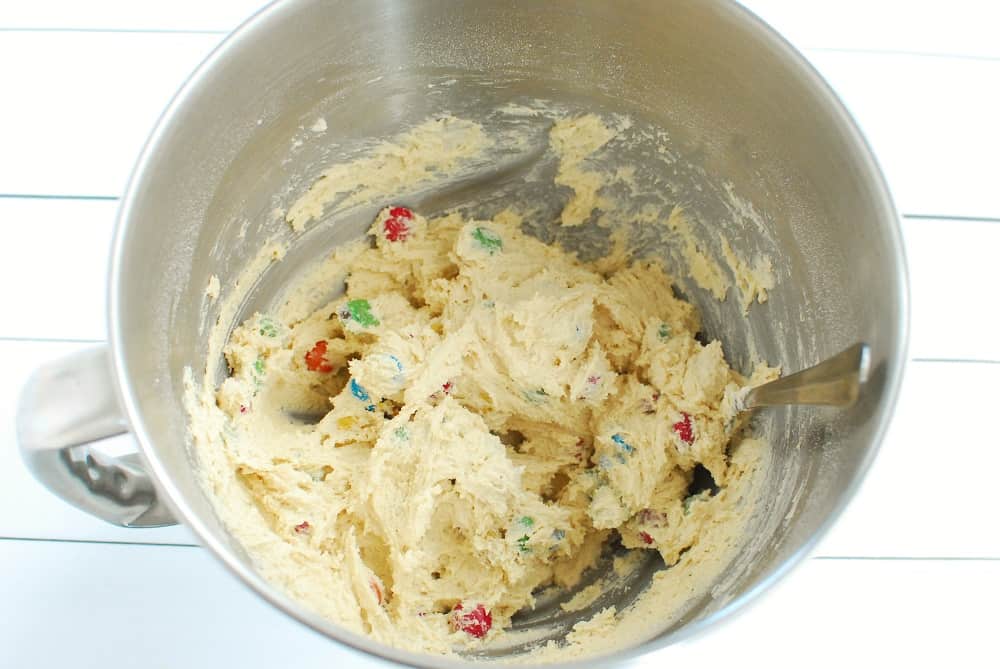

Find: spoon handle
<box><xmin>739</xmin><ymin>342</ymin><xmax>871</xmax><ymax>411</ymax></box>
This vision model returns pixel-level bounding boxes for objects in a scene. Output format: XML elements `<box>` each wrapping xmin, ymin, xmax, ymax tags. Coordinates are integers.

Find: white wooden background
<box><xmin>2</xmin><ymin>1</ymin><xmax>998</xmax><ymax>666</ymax></box>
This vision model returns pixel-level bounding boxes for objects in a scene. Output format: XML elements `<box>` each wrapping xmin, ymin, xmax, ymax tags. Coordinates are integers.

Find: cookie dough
<box><xmin>194</xmin><ymin>200</ymin><xmax>772</xmax><ymax>656</ymax></box>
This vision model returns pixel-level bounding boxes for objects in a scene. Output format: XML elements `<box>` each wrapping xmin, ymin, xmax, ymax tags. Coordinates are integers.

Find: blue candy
<box><xmin>611</xmin><ymin>433</ymin><xmax>634</xmax><ymax>454</ymax></box>
<box><xmin>350</xmin><ymin>378</ymin><xmax>376</xmax><ymax>412</ymax></box>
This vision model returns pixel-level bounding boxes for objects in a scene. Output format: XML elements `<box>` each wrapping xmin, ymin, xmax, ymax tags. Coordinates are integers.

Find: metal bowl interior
<box><xmin>110</xmin><ymin>0</ymin><xmax>907</xmax><ymax>666</ymax></box>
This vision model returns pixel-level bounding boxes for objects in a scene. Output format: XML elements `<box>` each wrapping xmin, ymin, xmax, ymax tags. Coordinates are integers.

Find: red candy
<box><xmin>294</xmin><ymin>521</ymin><xmax>311</xmax><ymax>534</ymax></box>
<box><xmin>673</xmin><ymin>412</ymin><xmax>694</xmax><ymax>445</ymax></box>
<box><xmin>429</xmin><ymin>380</ymin><xmax>454</xmax><ymax>402</ymax></box>
<box><xmin>450</xmin><ymin>602</ymin><xmax>492</xmax><ymax>638</ymax></box>
<box><xmin>383</xmin><ymin>206</ymin><xmax>414</xmax><ymax>242</ymax></box>
<box><xmin>384</xmin><ymin>218</ymin><xmax>410</xmax><ymax>242</ymax></box>
<box><xmin>305</xmin><ymin>340</ymin><xmax>334</xmax><ymax>373</ymax></box>
<box><xmin>639</xmin><ymin>531</ymin><xmax>654</xmax><ymax>545</ymax></box>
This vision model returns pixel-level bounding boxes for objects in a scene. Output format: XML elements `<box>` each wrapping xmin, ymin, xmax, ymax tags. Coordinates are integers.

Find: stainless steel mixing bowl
<box><xmin>18</xmin><ymin>1</ymin><xmax>908</xmax><ymax>666</ymax></box>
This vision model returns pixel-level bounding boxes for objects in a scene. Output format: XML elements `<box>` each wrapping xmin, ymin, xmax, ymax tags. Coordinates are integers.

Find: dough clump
<box><xmin>209</xmin><ymin>203</ymin><xmax>764</xmax><ymax>654</ymax></box>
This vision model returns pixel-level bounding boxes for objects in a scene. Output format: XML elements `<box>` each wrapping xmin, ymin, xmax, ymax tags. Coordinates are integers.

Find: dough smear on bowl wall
<box><xmin>185</xmin><ymin>111</ymin><xmax>780</xmax><ymax>661</ymax></box>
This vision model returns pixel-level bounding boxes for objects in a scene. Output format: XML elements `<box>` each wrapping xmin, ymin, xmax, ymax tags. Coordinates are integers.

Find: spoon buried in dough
<box><xmin>733</xmin><ymin>342</ymin><xmax>871</xmax><ymax>413</ymax></box>
<box><xmin>286</xmin><ymin>343</ymin><xmax>871</xmax><ymax>424</ymax></box>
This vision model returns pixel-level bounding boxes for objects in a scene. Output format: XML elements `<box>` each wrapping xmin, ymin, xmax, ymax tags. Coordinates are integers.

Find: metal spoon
<box><xmin>734</xmin><ymin>342</ymin><xmax>871</xmax><ymax>413</ymax></box>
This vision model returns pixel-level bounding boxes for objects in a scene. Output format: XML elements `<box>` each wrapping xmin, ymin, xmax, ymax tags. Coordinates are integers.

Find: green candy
<box><xmin>519</xmin><ymin>516</ymin><xmax>534</xmax><ymax>528</ymax></box>
<box><xmin>657</xmin><ymin>322</ymin><xmax>671</xmax><ymax>341</ymax></box>
<box><xmin>516</xmin><ymin>534</ymin><xmax>531</xmax><ymax>553</ymax></box>
<box><xmin>683</xmin><ymin>492</ymin><xmax>705</xmax><ymax>515</ymax></box>
<box><xmin>251</xmin><ymin>356</ymin><xmax>266</xmax><ymax>391</ymax></box>
<box><xmin>472</xmin><ymin>227</ymin><xmax>503</xmax><ymax>255</ymax></box>
<box><xmin>347</xmin><ymin>299</ymin><xmax>380</xmax><ymax>327</ymax></box>
<box><xmin>523</xmin><ymin>388</ymin><xmax>548</xmax><ymax>404</ymax></box>
<box><xmin>259</xmin><ymin>317</ymin><xmax>279</xmax><ymax>338</ymax></box>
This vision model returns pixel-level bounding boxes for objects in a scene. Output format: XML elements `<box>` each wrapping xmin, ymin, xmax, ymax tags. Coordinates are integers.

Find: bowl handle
<box><xmin>16</xmin><ymin>346</ymin><xmax>177</xmax><ymax>528</ymax></box>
